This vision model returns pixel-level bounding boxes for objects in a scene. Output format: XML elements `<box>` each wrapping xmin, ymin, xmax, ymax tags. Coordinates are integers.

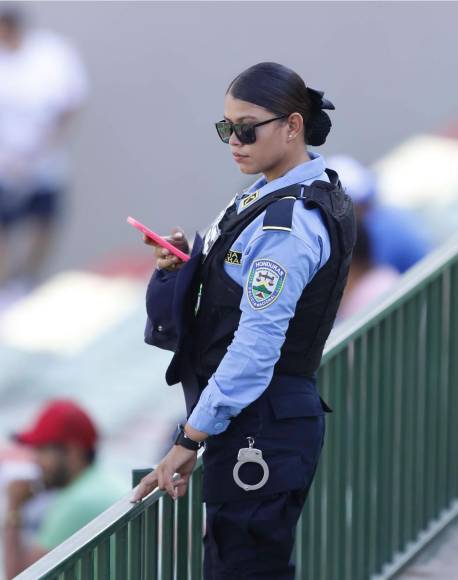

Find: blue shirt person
<box><xmin>364</xmin><ymin>205</ymin><xmax>430</xmax><ymax>273</ymax></box>
<box><xmin>328</xmin><ymin>155</ymin><xmax>431</xmax><ymax>273</ymax></box>
<box><xmin>187</xmin><ymin>152</ymin><xmax>331</xmax><ymax>435</ymax></box>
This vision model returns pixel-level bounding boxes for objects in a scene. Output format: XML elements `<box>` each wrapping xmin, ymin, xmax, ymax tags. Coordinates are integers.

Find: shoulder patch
<box><xmin>241</xmin><ymin>190</ymin><xmax>259</xmax><ymax>210</ymax></box>
<box><xmin>246</xmin><ymin>259</ymin><xmax>287</xmax><ymax>310</ymax></box>
<box><xmin>225</xmin><ymin>249</ymin><xmax>242</xmax><ymax>265</ymax></box>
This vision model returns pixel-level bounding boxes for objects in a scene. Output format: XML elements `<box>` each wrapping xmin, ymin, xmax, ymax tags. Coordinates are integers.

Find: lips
<box><xmin>232</xmin><ymin>153</ymin><xmax>249</xmax><ymax>162</ymax></box>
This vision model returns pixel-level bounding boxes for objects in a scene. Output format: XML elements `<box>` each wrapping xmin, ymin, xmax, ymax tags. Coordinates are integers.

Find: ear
<box><xmin>286</xmin><ymin>112</ymin><xmax>304</xmax><ymax>141</ymax></box>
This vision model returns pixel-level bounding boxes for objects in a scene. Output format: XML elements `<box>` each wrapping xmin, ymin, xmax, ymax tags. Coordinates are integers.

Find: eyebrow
<box><xmin>224</xmin><ymin>115</ymin><xmax>258</xmax><ymax>123</ymax></box>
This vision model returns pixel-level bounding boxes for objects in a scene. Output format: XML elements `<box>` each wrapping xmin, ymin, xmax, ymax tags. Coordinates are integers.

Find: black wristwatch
<box><xmin>174</xmin><ymin>424</ymin><xmax>202</xmax><ymax>451</ymax></box>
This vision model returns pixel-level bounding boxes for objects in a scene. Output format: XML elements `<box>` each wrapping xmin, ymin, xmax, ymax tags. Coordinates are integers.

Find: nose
<box><xmin>228</xmin><ymin>130</ymin><xmax>241</xmax><ymax>147</ymax></box>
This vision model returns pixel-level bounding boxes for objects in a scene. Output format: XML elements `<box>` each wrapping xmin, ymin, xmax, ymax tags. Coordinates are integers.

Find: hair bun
<box><xmin>306</xmin><ymin>110</ymin><xmax>332</xmax><ymax>146</ymax></box>
<box><xmin>305</xmin><ymin>87</ymin><xmax>334</xmax><ymax>146</ymax></box>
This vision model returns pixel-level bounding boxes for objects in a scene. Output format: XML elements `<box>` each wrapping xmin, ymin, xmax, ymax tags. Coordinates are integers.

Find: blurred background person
<box><xmin>337</xmin><ymin>216</ymin><xmax>399</xmax><ymax>321</ymax></box>
<box><xmin>2</xmin><ymin>399</ymin><xmax>125</xmax><ymax>579</ymax></box>
<box><xmin>0</xmin><ymin>441</ymin><xmax>56</xmax><ymax>579</ymax></box>
<box><xmin>0</xmin><ymin>4</ymin><xmax>88</xmax><ymax>295</ymax></box>
<box><xmin>328</xmin><ymin>155</ymin><xmax>432</xmax><ymax>274</ymax></box>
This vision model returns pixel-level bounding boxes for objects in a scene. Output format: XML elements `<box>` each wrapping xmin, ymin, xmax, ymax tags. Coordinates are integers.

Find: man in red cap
<box><xmin>2</xmin><ymin>399</ymin><xmax>125</xmax><ymax>579</ymax></box>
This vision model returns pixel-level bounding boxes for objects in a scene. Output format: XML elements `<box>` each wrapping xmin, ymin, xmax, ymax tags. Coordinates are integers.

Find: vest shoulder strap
<box><xmin>300</xmin><ymin>171</ymin><xmax>356</xmax><ymax>255</ymax></box>
<box><xmin>301</xmin><ymin>170</ymin><xmax>351</xmax><ymax>220</ymax></box>
<box><xmin>262</xmin><ymin>196</ymin><xmax>297</xmax><ymax>232</ymax></box>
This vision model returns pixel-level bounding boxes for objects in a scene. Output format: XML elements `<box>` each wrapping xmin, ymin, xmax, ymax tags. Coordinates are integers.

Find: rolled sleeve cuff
<box><xmin>187</xmin><ymin>405</ymin><xmax>231</xmax><ymax>436</ymax></box>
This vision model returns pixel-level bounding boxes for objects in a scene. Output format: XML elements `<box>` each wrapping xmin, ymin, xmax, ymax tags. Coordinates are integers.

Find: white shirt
<box><xmin>0</xmin><ymin>30</ymin><xmax>88</xmax><ymax>194</ymax></box>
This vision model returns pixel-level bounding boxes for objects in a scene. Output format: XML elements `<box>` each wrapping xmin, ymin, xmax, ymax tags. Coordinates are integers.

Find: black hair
<box><xmin>0</xmin><ymin>4</ymin><xmax>26</xmax><ymax>31</ymax></box>
<box><xmin>227</xmin><ymin>62</ymin><xmax>332</xmax><ymax>146</ymax></box>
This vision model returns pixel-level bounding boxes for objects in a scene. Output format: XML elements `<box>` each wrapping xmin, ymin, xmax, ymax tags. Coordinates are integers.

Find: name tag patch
<box><xmin>225</xmin><ymin>249</ymin><xmax>242</xmax><ymax>265</ymax></box>
<box><xmin>246</xmin><ymin>259</ymin><xmax>287</xmax><ymax>310</ymax></box>
<box><xmin>241</xmin><ymin>190</ymin><xmax>259</xmax><ymax>210</ymax></box>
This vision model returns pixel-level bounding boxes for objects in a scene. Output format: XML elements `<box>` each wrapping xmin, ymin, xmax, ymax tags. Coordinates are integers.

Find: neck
<box><xmin>264</xmin><ymin>148</ymin><xmax>311</xmax><ymax>182</ymax></box>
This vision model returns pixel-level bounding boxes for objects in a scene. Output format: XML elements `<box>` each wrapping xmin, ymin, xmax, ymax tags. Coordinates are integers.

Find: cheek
<box><xmin>36</xmin><ymin>451</ymin><xmax>58</xmax><ymax>476</ymax></box>
<box><xmin>37</xmin><ymin>456</ymin><xmax>54</xmax><ymax>474</ymax></box>
<box><xmin>250</xmin><ymin>141</ymin><xmax>279</xmax><ymax>168</ymax></box>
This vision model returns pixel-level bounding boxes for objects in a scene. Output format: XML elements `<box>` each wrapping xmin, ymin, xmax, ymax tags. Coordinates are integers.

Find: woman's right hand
<box><xmin>143</xmin><ymin>226</ymin><xmax>190</xmax><ymax>271</ymax></box>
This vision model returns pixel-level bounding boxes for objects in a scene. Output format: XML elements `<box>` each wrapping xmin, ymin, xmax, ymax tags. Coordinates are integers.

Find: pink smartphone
<box><xmin>127</xmin><ymin>216</ymin><xmax>190</xmax><ymax>262</ymax></box>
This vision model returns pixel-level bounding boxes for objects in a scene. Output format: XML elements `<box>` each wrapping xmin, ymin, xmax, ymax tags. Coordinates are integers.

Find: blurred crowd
<box><xmin>0</xmin><ymin>6</ymin><xmax>113</xmax><ymax>579</ymax></box>
<box><xmin>329</xmin><ymin>155</ymin><xmax>432</xmax><ymax>322</ymax></box>
<box><xmin>0</xmin><ymin>3</ymin><xmax>441</xmax><ymax>578</ymax></box>
<box><xmin>0</xmin><ymin>4</ymin><xmax>87</xmax><ymax>308</ymax></box>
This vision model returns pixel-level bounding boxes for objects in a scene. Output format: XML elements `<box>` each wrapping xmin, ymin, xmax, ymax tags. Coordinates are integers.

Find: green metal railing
<box><xmin>295</xmin><ymin>235</ymin><xmax>458</xmax><ymax>580</ymax></box>
<box><xmin>15</xmin><ymin>236</ymin><xmax>458</xmax><ymax>580</ymax></box>
<box><xmin>14</xmin><ymin>466</ymin><xmax>204</xmax><ymax>580</ymax></box>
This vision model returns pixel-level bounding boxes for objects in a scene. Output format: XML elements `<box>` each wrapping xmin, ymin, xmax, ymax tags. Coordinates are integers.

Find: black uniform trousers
<box><xmin>200</xmin><ymin>373</ymin><xmax>327</xmax><ymax>580</ymax></box>
<box><xmin>204</xmin><ymin>485</ymin><xmax>312</xmax><ymax>580</ymax></box>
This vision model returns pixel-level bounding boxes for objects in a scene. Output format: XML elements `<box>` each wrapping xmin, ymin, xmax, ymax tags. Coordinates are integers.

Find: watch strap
<box><xmin>174</xmin><ymin>424</ymin><xmax>201</xmax><ymax>451</ymax></box>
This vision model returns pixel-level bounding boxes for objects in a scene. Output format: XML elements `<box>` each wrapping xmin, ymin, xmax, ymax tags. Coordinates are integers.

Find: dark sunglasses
<box><xmin>215</xmin><ymin>115</ymin><xmax>288</xmax><ymax>144</ymax></box>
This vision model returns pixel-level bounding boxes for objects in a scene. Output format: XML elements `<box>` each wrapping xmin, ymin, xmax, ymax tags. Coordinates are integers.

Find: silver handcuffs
<box><xmin>233</xmin><ymin>436</ymin><xmax>270</xmax><ymax>491</ymax></box>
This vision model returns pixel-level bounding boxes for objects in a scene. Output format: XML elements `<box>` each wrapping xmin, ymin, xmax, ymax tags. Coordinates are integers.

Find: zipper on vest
<box><xmin>194</xmin><ymin>283</ymin><xmax>203</xmax><ymax>316</ymax></box>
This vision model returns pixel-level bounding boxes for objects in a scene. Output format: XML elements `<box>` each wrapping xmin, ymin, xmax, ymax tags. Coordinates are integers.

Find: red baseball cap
<box><xmin>15</xmin><ymin>400</ymin><xmax>98</xmax><ymax>451</ymax></box>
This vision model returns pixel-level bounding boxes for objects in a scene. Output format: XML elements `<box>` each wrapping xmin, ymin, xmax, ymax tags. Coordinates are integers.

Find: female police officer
<box><xmin>133</xmin><ymin>62</ymin><xmax>356</xmax><ymax>579</ymax></box>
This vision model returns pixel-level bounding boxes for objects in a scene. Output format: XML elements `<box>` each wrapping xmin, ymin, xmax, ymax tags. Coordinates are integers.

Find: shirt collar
<box><xmin>238</xmin><ymin>152</ymin><xmax>326</xmax><ymax>212</ymax></box>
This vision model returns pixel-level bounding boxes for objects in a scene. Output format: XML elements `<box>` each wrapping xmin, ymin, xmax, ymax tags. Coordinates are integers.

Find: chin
<box><xmin>238</xmin><ymin>164</ymin><xmax>260</xmax><ymax>175</ymax></box>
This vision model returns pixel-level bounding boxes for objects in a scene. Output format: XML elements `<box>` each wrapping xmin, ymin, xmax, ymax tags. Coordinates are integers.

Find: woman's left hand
<box><xmin>132</xmin><ymin>445</ymin><xmax>197</xmax><ymax>502</ymax></box>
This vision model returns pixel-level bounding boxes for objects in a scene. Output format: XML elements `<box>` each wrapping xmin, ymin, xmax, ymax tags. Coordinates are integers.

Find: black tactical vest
<box><xmin>179</xmin><ymin>169</ymin><xmax>356</xmax><ymax>386</ymax></box>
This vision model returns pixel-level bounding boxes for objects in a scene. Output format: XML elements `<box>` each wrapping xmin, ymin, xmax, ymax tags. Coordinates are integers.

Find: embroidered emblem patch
<box><xmin>246</xmin><ymin>259</ymin><xmax>287</xmax><ymax>310</ymax></box>
<box><xmin>225</xmin><ymin>249</ymin><xmax>242</xmax><ymax>266</ymax></box>
<box><xmin>241</xmin><ymin>190</ymin><xmax>259</xmax><ymax>210</ymax></box>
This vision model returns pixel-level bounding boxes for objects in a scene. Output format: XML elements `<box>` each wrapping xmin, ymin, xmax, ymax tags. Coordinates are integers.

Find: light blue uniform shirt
<box><xmin>188</xmin><ymin>152</ymin><xmax>331</xmax><ymax>435</ymax></box>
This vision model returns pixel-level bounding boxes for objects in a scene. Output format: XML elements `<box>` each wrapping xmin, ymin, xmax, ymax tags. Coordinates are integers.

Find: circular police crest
<box><xmin>246</xmin><ymin>259</ymin><xmax>287</xmax><ymax>310</ymax></box>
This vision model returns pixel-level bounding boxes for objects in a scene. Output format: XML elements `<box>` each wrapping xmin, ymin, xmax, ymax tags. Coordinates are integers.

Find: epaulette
<box><xmin>262</xmin><ymin>196</ymin><xmax>297</xmax><ymax>232</ymax></box>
